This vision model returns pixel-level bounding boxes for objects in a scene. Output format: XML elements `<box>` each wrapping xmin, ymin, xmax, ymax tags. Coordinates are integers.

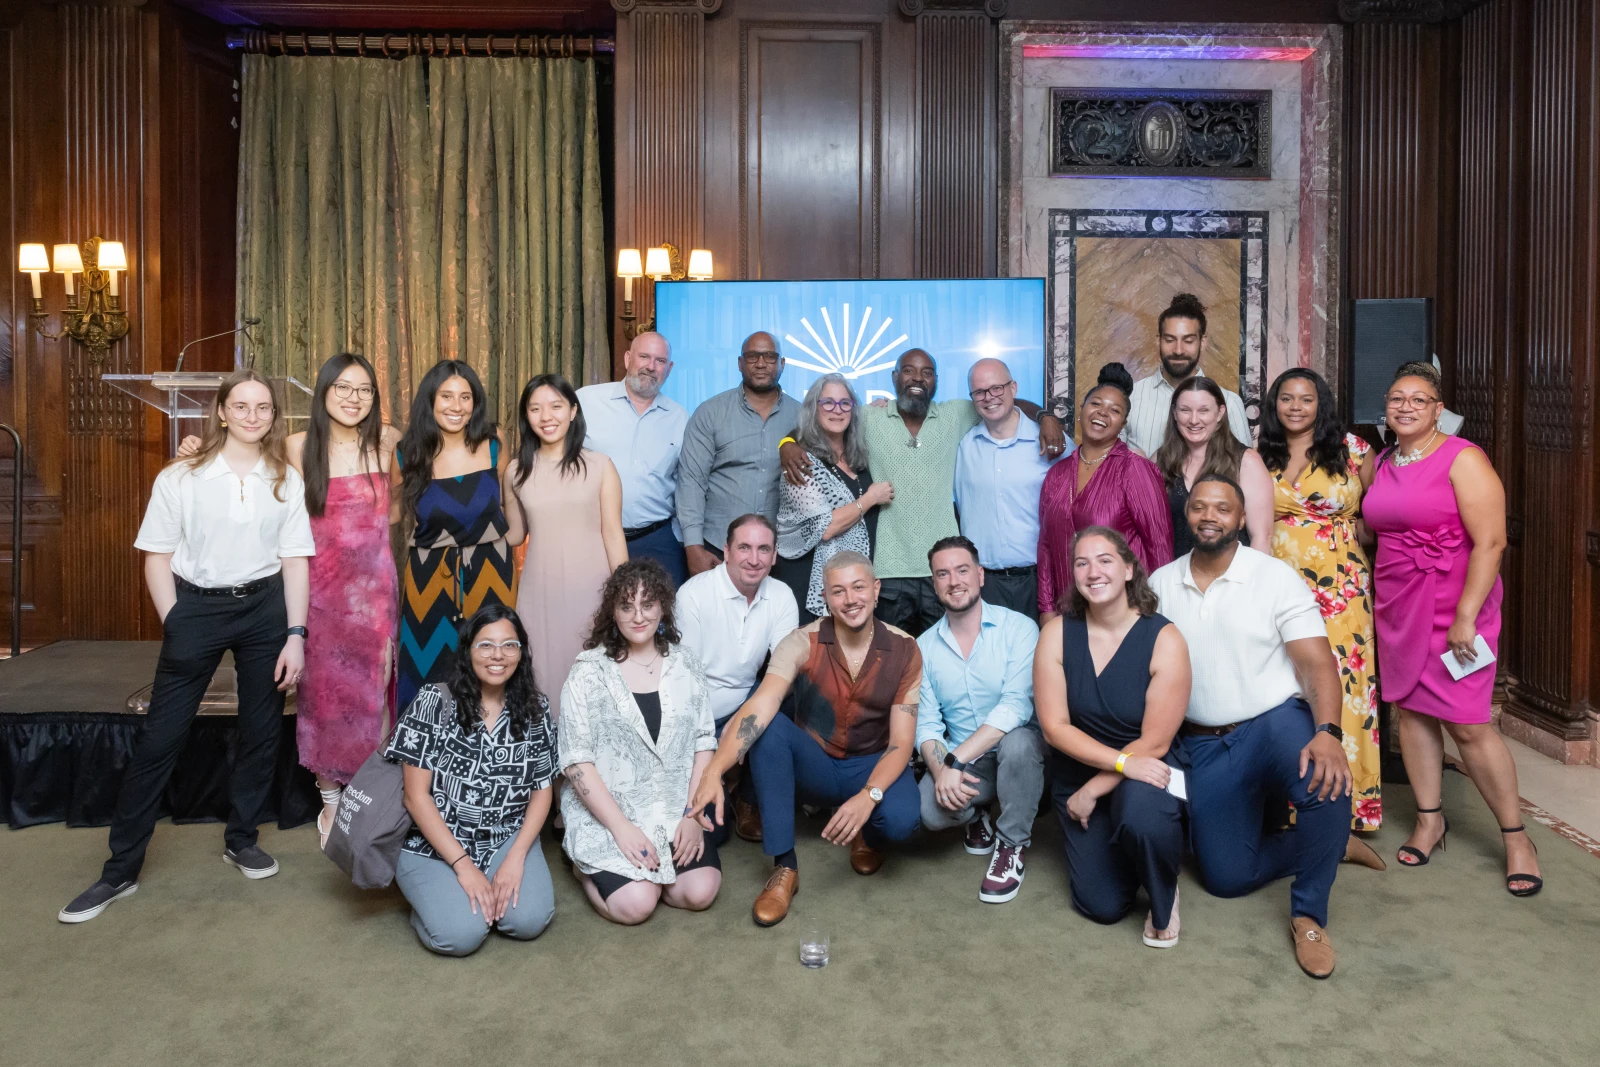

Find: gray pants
<box><xmin>395</xmin><ymin>836</ymin><xmax>555</xmax><ymax>956</ymax></box>
<box><xmin>919</xmin><ymin>726</ymin><xmax>1046</xmax><ymax>847</ymax></box>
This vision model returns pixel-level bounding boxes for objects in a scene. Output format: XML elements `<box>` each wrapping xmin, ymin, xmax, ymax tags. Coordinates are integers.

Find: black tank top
<box><xmin>1053</xmin><ymin>611</ymin><xmax>1173</xmax><ymax>789</ymax></box>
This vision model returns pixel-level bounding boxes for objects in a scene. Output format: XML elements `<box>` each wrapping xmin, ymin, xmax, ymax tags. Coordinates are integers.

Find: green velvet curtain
<box><xmin>235</xmin><ymin>54</ymin><xmax>607</xmax><ymax>422</ymax></box>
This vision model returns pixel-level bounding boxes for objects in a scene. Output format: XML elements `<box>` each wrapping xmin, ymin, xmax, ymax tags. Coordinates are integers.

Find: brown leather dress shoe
<box><xmin>849</xmin><ymin>835</ymin><xmax>884</xmax><ymax>876</ymax></box>
<box><xmin>752</xmin><ymin>866</ymin><xmax>798</xmax><ymax>927</ymax></box>
<box><xmin>1343</xmin><ymin>834</ymin><xmax>1387</xmax><ymax>872</ymax></box>
<box><xmin>1290</xmin><ymin>916</ymin><xmax>1336</xmax><ymax>979</ymax></box>
<box><xmin>734</xmin><ymin>796</ymin><xmax>764</xmax><ymax>843</ymax></box>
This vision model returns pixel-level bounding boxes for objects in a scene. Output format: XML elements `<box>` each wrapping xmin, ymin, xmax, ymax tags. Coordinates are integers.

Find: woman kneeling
<box><xmin>560</xmin><ymin>559</ymin><xmax>722</xmax><ymax>924</ymax></box>
<box><xmin>389</xmin><ymin>605</ymin><xmax>557</xmax><ymax>956</ymax></box>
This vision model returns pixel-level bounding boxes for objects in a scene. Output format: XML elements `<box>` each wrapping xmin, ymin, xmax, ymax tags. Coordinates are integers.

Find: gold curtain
<box><xmin>235</xmin><ymin>53</ymin><xmax>607</xmax><ymax>422</ymax></box>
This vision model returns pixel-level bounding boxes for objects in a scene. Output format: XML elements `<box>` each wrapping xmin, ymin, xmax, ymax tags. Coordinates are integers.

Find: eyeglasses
<box><xmin>472</xmin><ymin>639</ymin><xmax>523</xmax><ymax>655</ymax></box>
<box><xmin>1384</xmin><ymin>394</ymin><xmax>1440</xmax><ymax>410</ymax></box>
<box><xmin>332</xmin><ymin>382</ymin><xmax>375</xmax><ymax>401</ymax></box>
<box><xmin>969</xmin><ymin>381</ymin><xmax>1014</xmax><ymax>402</ymax></box>
<box><xmin>741</xmin><ymin>351</ymin><xmax>781</xmax><ymax>365</ymax></box>
<box><xmin>225</xmin><ymin>401</ymin><xmax>275</xmax><ymax>419</ymax></box>
<box><xmin>817</xmin><ymin>398</ymin><xmax>854</xmax><ymax>413</ymax></box>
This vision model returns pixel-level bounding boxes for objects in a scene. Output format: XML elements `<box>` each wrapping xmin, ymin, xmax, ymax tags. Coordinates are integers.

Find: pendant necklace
<box><xmin>1392</xmin><ymin>427</ymin><xmax>1439</xmax><ymax>468</ymax></box>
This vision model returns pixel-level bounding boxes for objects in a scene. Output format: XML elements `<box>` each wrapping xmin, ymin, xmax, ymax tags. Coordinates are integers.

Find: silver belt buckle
<box><xmin>231</xmin><ymin>583</ymin><xmax>250</xmax><ymax>598</ymax></box>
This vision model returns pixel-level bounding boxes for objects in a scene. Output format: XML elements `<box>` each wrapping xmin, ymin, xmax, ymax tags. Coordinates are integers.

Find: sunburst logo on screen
<box><xmin>784</xmin><ymin>304</ymin><xmax>909</xmax><ymax>379</ymax></box>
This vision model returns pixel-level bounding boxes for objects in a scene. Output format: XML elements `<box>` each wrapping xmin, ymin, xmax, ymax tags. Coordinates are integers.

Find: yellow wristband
<box><xmin>1114</xmin><ymin>753</ymin><xmax>1129</xmax><ymax>775</ymax></box>
<box><xmin>779</xmin><ymin>436</ymin><xmax>797</xmax><ymax>448</ymax></box>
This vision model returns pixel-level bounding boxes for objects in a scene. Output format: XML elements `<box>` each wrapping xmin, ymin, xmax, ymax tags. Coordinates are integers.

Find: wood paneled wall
<box><xmin>1348</xmin><ymin>0</ymin><xmax>1600</xmax><ymax>760</ymax></box>
<box><xmin>2</xmin><ymin>0</ymin><xmax>239</xmax><ymax>643</ymax></box>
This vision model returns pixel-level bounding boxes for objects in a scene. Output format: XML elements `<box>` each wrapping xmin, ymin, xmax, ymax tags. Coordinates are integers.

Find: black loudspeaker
<box><xmin>1351</xmin><ymin>298</ymin><xmax>1432</xmax><ymax>425</ymax></box>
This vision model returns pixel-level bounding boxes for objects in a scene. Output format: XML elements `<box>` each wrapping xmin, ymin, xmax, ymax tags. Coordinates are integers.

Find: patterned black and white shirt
<box><xmin>384</xmin><ymin>683</ymin><xmax>558</xmax><ymax>870</ymax></box>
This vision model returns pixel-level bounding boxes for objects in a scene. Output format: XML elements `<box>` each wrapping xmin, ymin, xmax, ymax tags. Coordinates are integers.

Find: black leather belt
<box><xmin>989</xmin><ymin>565</ymin><xmax>1036</xmax><ymax>577</ymax></box>
<box><xmin>624</xmin><ymin>517</ymin><xmax>673</xmax><ymax>540</ymax></box>
<box><xmin>176</xmin><ymin>575</ymin><xmax>275</xmax><ymax>598</ymax></box>
<box><xmin>1182</xmin><ymin>721</ymin><xmax>1241</xmax><ymax>738</ymax></box>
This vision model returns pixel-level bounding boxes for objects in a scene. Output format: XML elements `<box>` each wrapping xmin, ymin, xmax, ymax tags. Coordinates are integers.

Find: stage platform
<box><xmin>0</xmin><ymin>642</ymin><xmax>317</xmax><ymax>829</ymax></box>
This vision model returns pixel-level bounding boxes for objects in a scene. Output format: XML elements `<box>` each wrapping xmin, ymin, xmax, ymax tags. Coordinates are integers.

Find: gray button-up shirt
<box><xmin>676</xmin><ymin>385</ymin><xmax>800</xmax><ymax>548</ymax></box>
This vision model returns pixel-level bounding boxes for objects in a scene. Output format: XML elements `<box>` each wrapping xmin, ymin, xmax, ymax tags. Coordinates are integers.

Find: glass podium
<box><xmin>101</xmin><ymin>372</ymin><xmax>314</xmax><ymax>456</ymax></box>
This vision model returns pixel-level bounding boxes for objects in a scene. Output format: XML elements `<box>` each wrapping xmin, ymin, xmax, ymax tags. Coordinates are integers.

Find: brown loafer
<box><xmin>1343</xmin><ymin>834</ymin><xmax>1387</xmax><ymax>872</ymax></box>
<box><xmin>1290</xmin><ymin>916</ymin><xmax>1336</xmax><ymax>979</ymax></box>
<box><xmin>752</xmin><ymin>866</ymin><xmax>798</xmax><ymax>927</ymax></box>
<box><xmin>734</xmin><ymin>796</ymin><xmax>764</xmax><ymax>843</ymax></box>
<box><xmin>849</xmin><ymin>835</ymin><xmax>884</xmax><ymax>876</ymax></box>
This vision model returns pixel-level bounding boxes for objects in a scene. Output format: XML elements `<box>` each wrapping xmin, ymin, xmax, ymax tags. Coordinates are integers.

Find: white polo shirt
<box><xmin>1148</xmin><ymin>546</ymin><xmax>1327</xmax><ymax>727</ymax></box>
<box><xmin>674</xmin><ymin>563</ymin><xmax>800</xmax><ymax>722</ymax></box>
<box><xmin>1124</xmin><ymin>372</ymin><xmax>1252</xmax><ymax>456</ymax></box>
<box><xmin>135</xmin><ymin>453</ymin><xmax>315</xmax><ymax>587</ymax></box>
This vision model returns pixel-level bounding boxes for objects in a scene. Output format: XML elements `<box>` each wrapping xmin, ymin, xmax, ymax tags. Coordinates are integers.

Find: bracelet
<box><xmin>855</xmin><ymin>499</ymin><xmax>864</xmax><ymax>517</ymax></box>
<box><xmin>450</xmin><ymin>855</ymin><xmax>471</xmax><ymax>870</ymax></box>
<box><xmin>1114</xmin><ymin>752</ymin><xmax>1130</xmax><ymax>775</ymax></box>
<box><xmin>779</xmin><ymin>436</ymin><xmax>797</xmax><ymax>448</ymax></box>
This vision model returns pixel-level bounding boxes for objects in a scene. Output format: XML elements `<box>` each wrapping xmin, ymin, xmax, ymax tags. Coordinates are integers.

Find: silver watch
<box><xmin>866</xmin><ymin>786</ymin><xmax>884</xmax><ymax>805</ymax></box>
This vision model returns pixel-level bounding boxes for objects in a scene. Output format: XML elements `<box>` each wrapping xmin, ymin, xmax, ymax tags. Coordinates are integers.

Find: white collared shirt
<box><xmin>674</xmin><ymin>563</ymin><xmax>800</xmax><ymax>722</ymax></box>
<box><xmin>135</xmin><ymin>453</ymin><xmax>315</xmax><ymax>587</ymax></box>
<box><xmin>1149</xmin><ymin>546</ymin><xmax>1327</xmax><ymax>726</ymax></box>
<box><xmin>1124</xmin><ymin>373</ymin><xmax>1253</xmax><ymax>456</ymax></box>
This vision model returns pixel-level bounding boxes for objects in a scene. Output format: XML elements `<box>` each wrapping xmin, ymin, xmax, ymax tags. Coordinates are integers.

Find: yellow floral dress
<box><xmin>1271</xmin><ymin>433</ymin><xmax>1381</xmax><ymax>831</ymax></box>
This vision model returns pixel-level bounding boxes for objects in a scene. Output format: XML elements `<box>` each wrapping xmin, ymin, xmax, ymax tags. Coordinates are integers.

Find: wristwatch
<box><xmin>287</xmin><ymin>625</ymin><xmax>308</xmax><ymax>639</ymax></box>
<box><xmin>866</xmin><ymin>786</ymin><xmax>884</xmax><ymax>805</ymax></box>
<box><xmin>942</xmin><ymin>751</ymin><xmax>967</xmax><ymax>772</ymax></box>
<box><xmin>1315</xmin><ymin>722</ymin><xmax>1345</xmax><ymax>742</ymax></box>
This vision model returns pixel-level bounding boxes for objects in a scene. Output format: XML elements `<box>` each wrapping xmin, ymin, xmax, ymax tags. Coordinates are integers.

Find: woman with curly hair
<box><xmin>559</xmin><ymin>559</ymin><xmax>722</xmax><ymax>924</ymax></box>
<box><xmin>387</xmin><ymin>604</ymin><xmax>558</xmax><ymax>956</ymax></box>
<box><xmin>1257</xmin><ymin>368</ymin><xmax>1384</xmax><ymax>844</ymax></box>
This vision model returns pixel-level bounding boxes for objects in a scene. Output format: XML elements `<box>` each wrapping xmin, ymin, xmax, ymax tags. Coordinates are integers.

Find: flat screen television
<box><xmin>652</xmin><ymin>278</ymin><xmax>1048</xmax><ymax>413</ymax></box>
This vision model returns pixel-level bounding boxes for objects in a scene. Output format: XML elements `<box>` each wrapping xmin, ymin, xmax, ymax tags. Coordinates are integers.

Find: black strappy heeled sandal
<box><xmin>1501</xmin><ymin>825</ymin><xmax>1543</xmax><ymax>897</ymax></box>
<box><xmin>1396</xmin><ymin>805</ymin><xmax>1449</xmax><ymax>867</ymax></box>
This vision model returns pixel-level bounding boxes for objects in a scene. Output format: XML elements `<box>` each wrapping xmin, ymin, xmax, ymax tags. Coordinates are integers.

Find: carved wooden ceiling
<box><xmin>169</xmin><ymin>0</ymin><xmax>618</xmax><ymax>30</ymax></box>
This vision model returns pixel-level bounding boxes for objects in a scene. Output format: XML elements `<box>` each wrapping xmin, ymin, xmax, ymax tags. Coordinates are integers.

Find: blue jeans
<box><xmin>1180</xmin><ymin>697</ymin><xmax>1347</xmax><ymax>927</ymax></box>
<box><xmin>627</xmin><ymin>523</ymin><xmax>687</xmax><ymax>587</ymax></box>
<box><xmin>747</xmin><ymin>711</ymin><xmax>919</xmax><ymax>856</ymax></box>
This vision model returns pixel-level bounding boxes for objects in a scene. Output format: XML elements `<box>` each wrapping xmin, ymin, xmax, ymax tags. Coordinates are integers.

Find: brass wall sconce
<box><xmin>617</xmin><ymin>241</ymin><xmax>713</xmax><ymax>339</ymax></box>
<box><xmin>18</xmin><ymin>237</ymin><xmax>131</xmax><ymax>362</ymax></box>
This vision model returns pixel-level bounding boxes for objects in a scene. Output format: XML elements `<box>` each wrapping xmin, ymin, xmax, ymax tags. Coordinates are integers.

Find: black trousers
<box><xmin>1054</xmin><ymin>774</ymin><xmax>1184</xmax><ymax>931</ymax></box>
<box><xmin>103</xmin><ymin>576</ymin><xmax>289</xmax><ymax>884</ymax></box>
<box><xmin>875</xmin><ymin>576</ymin><xmax>942</xmax><ymax>637</ymax></box>
<box><xmin>980</xmin><ymin>566</ymin><xmax>1040</xmax><ymax>622</ymax></box>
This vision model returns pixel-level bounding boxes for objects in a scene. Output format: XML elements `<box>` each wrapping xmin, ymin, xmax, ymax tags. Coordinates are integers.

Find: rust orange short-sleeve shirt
<box><xmin>766</xmin><ymin>617</ymin><xmax>922</xmax><ymax>759</ymax></box>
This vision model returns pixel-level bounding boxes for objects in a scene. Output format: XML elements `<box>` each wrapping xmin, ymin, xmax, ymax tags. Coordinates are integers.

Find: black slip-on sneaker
<box><xmin>58</xmin><ymin>879</ymin><xmax>138</xmax><ymax>923</ymax></box>
<box><xmin>223</xmin><ymin>845</ymin><xmax>280</xmax><ymax>879</ymax></box>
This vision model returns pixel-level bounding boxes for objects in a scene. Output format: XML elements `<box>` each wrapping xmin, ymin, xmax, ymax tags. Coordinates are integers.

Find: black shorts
<box><xmin>589</xmin><ymin>833</ymin><xmax>721</xmax><ymax>901</ymax></box>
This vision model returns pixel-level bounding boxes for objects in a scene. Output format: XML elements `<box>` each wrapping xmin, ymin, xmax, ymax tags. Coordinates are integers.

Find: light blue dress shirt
<box><xmin>953</xmin><ymin>414</ymin><xmax>1069</xmax><ymax>569</ymax></box>
<box><xmin>576</xmin><ymin>382</ymin><xmax>688</xmax><ymax>531</ymax></box>
<box><xmin>915</xmin><ymin>602</ymin><xmax>1039</xmax><ymax>749</ymax></box>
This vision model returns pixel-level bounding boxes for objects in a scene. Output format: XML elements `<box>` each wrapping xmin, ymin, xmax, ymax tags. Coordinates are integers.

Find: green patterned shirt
<box><xmin>860</xmin><ymin>399</ymin><xmax>980</xmax><ymax>579</ymax></box>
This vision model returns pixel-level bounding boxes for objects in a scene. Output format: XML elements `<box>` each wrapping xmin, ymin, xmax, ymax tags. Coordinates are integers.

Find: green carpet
<box><xmin>4</xmin><ymin>775</ymin><xmax>1597</xmax><ymax>1067</ymax></box>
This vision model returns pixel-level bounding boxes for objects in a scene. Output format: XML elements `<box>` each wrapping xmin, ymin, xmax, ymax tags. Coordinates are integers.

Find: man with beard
<box><xmin>782</xmin><ymin>349</ymin><xmax>1067</xmax><ymax>636</ymax></box>
<box><xmin>916</xmin><ymin>536</ymin><xmax>1045</xmax><ymax>904</ymax></box>
<box><xmin>578</xmin><ymin>331</ymin><xmax>691</xmax><ymax>583</ymax></box>
<box><xmin>678</xmin><ymin>331</ymin><xmax>801</xmax><ymax>577</ymax></box>
<box><xmin>689</xmin><ymin>551</ymin><xmax>922</xmax><ymax>926</ymax></box>
<box><xmin>1124</xmin><ymin>293</ymin><xmax>1252</xmax><ymax>456</ymax></box>
<box><xmin>1149</xmin><ymin>474</ymin><xmax>1353</xmax><ymax>978</ymax></box>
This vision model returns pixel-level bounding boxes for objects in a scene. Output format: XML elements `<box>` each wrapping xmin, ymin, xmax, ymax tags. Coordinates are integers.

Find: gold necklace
<box><xmin>1078</xmin><ymin>443</ymin><xmax>1112</xmax><ymax>466</ymax></box>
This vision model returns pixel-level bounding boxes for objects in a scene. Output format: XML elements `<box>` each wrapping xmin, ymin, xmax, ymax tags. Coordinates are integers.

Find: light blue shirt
<box><xmin>915</xmin><ymin>602</ymin><xmax>1039</xmax><ymax>749</ymax></box>
<box><xmin>577</xmin><ymin>382</ymin><xmax>688</xmax><ymax>531</ymax></box>
<box><xmin>953</xmin><ymin>414</ymin><xmax>1068</xmax><ymax>569</ymax></box>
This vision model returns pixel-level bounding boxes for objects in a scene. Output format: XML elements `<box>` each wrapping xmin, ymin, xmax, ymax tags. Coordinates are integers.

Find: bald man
<box><xmin>578</xmin><ymin>332</ymin><xmax>692</xmax><ymax>584</ymax></box>
<box><xmin>677</xmin><ymin>331</ymin><xmax>801</xmax><ymax>577</ymax></box>
<box><xmin>952</xmin><ymin>358</ymin><xmax>1071</xmax><ymax>619</ymax></box>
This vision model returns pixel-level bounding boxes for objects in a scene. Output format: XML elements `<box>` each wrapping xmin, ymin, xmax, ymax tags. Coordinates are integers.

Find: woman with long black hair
<box><xmin>503</xmin><ymin>372</ymin><xmax>627</xmax><ymax>698</ymax></box>
<box><xmin>396</xmin><ymin>361</ymin><xmax>515</xmax><ymax>712</ymax></box>
<box><xmin>60</xmin><ymin>369</ymin><xmax>314</xmax><ymax>923</ymax></box>
<box><xmin>388</xmin><ymin>604</ymin><xmax>558</xmax><ymax>955</ymax></box>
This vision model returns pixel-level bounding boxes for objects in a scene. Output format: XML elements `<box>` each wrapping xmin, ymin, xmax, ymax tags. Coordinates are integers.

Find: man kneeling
<box><xmin>692</xmin><ymin>551</ymin><xmax>921</xmax><ymax>926</ymax></box>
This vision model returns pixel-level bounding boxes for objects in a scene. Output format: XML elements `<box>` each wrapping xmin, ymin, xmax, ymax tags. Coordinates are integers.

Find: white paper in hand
<box><xmin>1165</xmin><ymin>767</ymin><xmax>1188</xmax><ymax>802</ymax></box>
<box><xmin>1441</xmin><ymin>635</ymin><xmax>1496</xmax><ymax>681</ymax></box>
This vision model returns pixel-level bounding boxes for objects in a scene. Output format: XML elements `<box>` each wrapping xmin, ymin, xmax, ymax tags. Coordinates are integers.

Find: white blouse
<box><xmin>557</xmin><ymin>644</ymin><xmax>716</xmax><ymax>884</ymax></box>
<box><xmin>134</xmin><ymin>453</ymin><xmax>315</xmax><ymax>587</ymax></box>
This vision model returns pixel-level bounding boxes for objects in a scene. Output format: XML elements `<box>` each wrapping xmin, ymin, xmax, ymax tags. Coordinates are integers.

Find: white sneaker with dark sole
<box><xmin>58</xmin><ymin>880</ymin><xmax>138</xmax><ymax>923</ymax></box>
<box><xmin>223</xmin><ymin>847</ymin><xmax>280</xmax><ymax>879</ymax></box>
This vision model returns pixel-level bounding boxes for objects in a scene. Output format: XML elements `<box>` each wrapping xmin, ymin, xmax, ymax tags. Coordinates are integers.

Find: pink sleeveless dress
<box><xmin>1363</xmin><ymin>435</ymin><xmax>1502</xmax><ymax>724</ymax></box>
<box><xmin>297</xmin><ymin>472</ymin><xmax>400</xmax><ymax>780</ymax></box>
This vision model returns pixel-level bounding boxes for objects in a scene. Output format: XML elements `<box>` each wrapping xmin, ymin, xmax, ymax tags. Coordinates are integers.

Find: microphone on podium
<box><xmin>174</xmin><ymin>318</ymin><xmax>262</xmax><ymax>373</ymax></box>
